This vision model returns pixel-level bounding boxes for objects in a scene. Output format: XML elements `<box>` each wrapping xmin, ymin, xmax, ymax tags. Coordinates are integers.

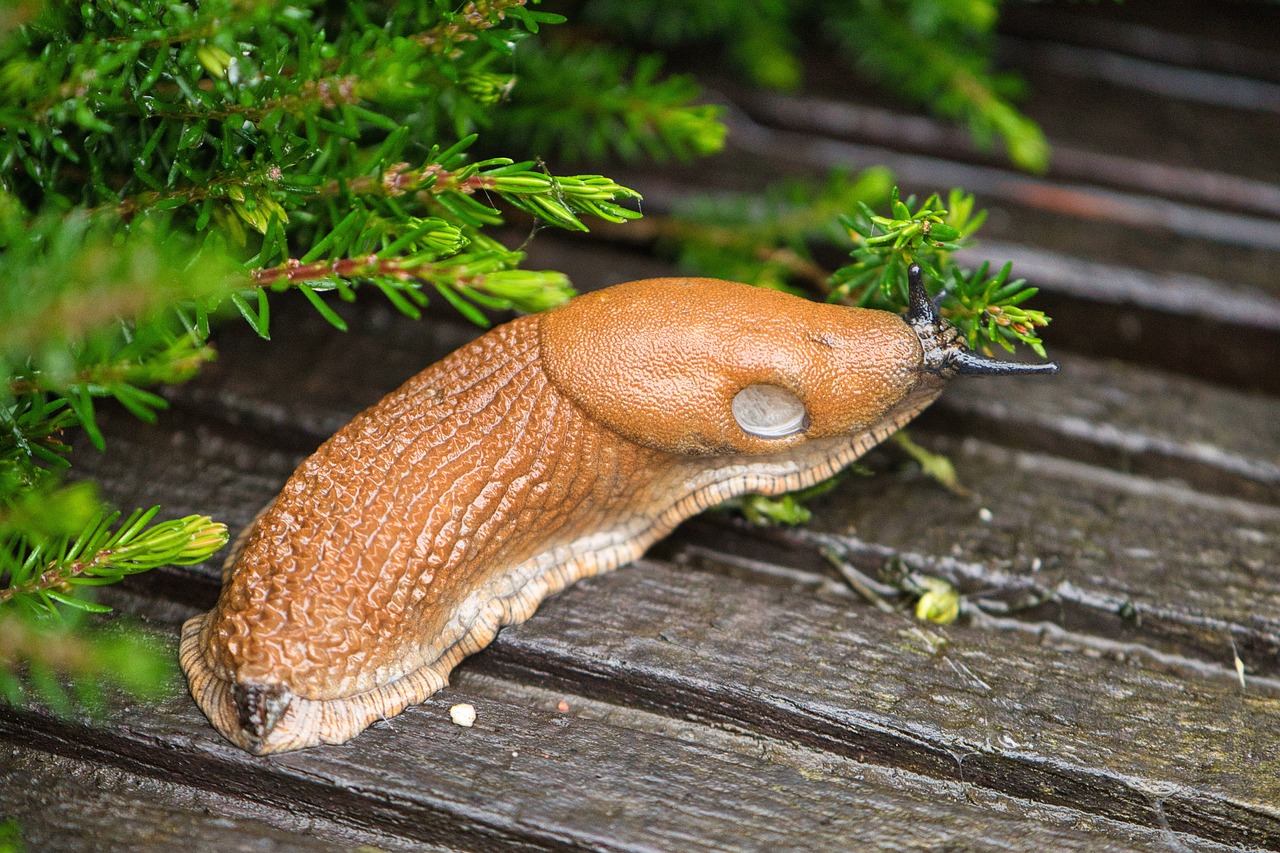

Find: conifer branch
<box><xmin>6</xmin><ymin>340</ymin><xmax>214</xmax><ymax>400</ymax></box>
<box><xmin>0</xmin><ymin>508</ymin><xmax>227</xmax><ymax>613</ymax></box>
<box><xmin>821</xmin><ymin>0</ymin><xmax>1048</xmax><ymax>171</ymax></box>
<box><xmin>657</xmin><ymin>167</ymin><xmax>896</xmax><ymax>291</ymax></box>
<box><xmin>831</xmin><ymin>185</ymin><xmax>1050</xmax><ymax>357</ymax></box>
<box><xmin>495</xmin><ymin>45</ymin><xmax>727</xmax><ymax>162</ymax></box>
<box><xmin>416</xmin><ymin>0</ymin><xmax>539</xmax><ymax>57</ymax></box>
<box><xmin>569</xmin><ymin>0</ymin><xmax>1048</xmax><ymax>171</ymax></box>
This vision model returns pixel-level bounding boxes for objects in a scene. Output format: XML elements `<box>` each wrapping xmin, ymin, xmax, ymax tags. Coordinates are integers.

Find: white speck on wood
<box><xmin>450</xmin><ymin>703</ymin><xmax>476</xmax><ymax>727</ymax></box>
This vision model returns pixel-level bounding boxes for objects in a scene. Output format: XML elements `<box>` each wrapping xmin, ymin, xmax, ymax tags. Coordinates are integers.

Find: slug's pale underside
<box><xmin>181</xmin><ymin>268</ymin><xmax>1057</xmax><ymax>754</ymax></box>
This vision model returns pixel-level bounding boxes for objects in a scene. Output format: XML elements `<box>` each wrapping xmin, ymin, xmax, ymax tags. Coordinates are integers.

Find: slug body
<box><xmin>181</xmin><ymin>274</ymin><xmax>1055</xmax><ymax>754</ymax></box>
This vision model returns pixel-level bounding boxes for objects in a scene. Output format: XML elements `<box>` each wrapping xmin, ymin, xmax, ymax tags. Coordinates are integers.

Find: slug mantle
<box><xmin>181</xmin><ymin>273</ymin><xmax>1056</xmax><ymax>754</ymax></box>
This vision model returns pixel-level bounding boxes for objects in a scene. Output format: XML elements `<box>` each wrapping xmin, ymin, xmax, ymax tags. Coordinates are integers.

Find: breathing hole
<box><xmin>731</xmin><ymin>384</ymin><xmax>809</xmax><ymax>439</ymax></box>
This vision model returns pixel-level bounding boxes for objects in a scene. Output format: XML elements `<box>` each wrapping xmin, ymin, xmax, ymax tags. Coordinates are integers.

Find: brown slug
<box><xmin>180</xmin><ymin>265</ymin><xmax>1057</xmax><ymax>754</ymax></box>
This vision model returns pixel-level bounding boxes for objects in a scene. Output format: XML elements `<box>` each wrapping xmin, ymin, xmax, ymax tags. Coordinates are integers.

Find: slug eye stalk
<box><xmin>905</xmin><ymin>262</ymin><xmax>1059</xmax><ymax>378</ymax></box>
<box><xmin>906</xmin><ymin>262</ymin><xmax>943</xmax><ymax>328</ymax></box>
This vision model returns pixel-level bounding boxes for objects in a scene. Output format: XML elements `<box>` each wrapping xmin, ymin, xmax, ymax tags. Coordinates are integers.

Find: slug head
<box><xmin>539</xmin><ymin>278</ymin><xmax>935</xmax><ymax>456</ymax></box>
<box><xmin>539</xmin><ymin>276</ymin><xmax>1056</xmax><ymax>458</ymax></box>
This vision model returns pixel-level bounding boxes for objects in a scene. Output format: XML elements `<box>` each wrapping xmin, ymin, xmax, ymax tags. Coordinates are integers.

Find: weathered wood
<box><xmin>935</xmin><ymin>351</ymin><xmax>1280</xmax><ymax>506</ymax></box>
<box><xmin>791</xmin><ymin>437</ymin><xmax>1280</xmax><ymax>670</ymax></box>
<box><xmin>0</xmin><ymin>744</ymin><xmax>431</xmax><ymax>853</ymax></box>
<box><xmin>475</xmin><ymin>560</ymin><xmax>1280</xmax><ymax>847</ymax></box>
<box><xmin>0</xmin><ymin>667</ymin><xmax>1251</xmax><ymax>853</ymax></box>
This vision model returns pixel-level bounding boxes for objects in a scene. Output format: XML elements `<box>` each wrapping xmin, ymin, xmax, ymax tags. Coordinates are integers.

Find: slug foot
<box><xmin>180</xmin><ymin>613</ymin><xmax>452</xmax><ymax>754</ymax></box>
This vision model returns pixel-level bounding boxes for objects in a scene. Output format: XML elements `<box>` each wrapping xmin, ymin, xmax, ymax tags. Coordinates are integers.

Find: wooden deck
<box><xmin>4</xmin><ymin>1</ymin><xmax>1279</xmax><ymax>850</ymax></box>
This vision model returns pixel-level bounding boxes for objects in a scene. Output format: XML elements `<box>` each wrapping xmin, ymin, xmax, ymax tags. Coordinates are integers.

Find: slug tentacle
<box><xmin>183</xmin><ymin>276</ymin><xmax>1056</xmax><ymax>754</ymax></box>
<box><xmin>906</xmin><ymin>262</ymin><xmax>942</xmax><ymax>328</ymax></box>
<box><xmin>948</xmin><ymin>349</ymin><xmax>1061</xmax><ymax>376</ymax></box>
<box><xmin>904</xmin><ymin>263</ymin><xmax>1059</xmax><ymax>379</ymax></box>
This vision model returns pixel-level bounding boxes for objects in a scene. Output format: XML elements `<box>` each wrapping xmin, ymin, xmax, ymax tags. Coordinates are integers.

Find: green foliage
<box><xmin>823</xmin><ymin>548</ymin><xmax>963</xmax><ymax>626</ymax></box>
<box><xmin>0</xmin><ymin>199</ymin><xmax>238</xmax><ymax>703</ymax></box>
<box><xmin>0</xmin><ymin>817</ymin><xmax>22</xmax><ymax>853</ymax></box>
<box><xmin>0</xmin><ymin>502</ymin><xmax>226</xmax><ymax>711</ymax></box>
<box><xmin>730</xmin><ymin>473</ymin><xmax>851</xmax><ymax>526</ymax></box>
<box><xmin>0</xmin><ymin>209</ymin><xmax>241</xmax><ymax>447</ymax></box>
<box><xmin>912</xmin><ymin>575</ymin><xmax>960</xmax><ymax>625</ymax></box>
<box><xmin>0</xmin><ymin>507</ymin><xmax>227</xmax><ymax>618</ymax></box>
<box><xmin>493</xmin><ymin>46</ymin><xmax>727</xmax><ymax>162</ymax></box>
<box><xmin>658</xmin><ymin>174</ymin><xmax>1051</xmax><ymax>360</ymax></box>
<box><xmin>823</xmin><ymin>0</ymin><xmax>1049</xmax><ymax>172</ymax></box>
<box><xmin>578</xmin><ymin>0</ymin><xmax>801</xmax><ymax>89</ymax></box>
<box><xmin>0</xmin><ymin>0</ymin><xmax>663</xmax><ymax>340</ymax></box>
<box><xmin>568</xmin><ymin>0</ymin><xmax>1049</xmax><ymax>171</ymax></box>
<box><xmin>831</xmin><ymin>186</ymin><xmax>1050</xmax><ymax>357</ymax></box>
<box><xmin>890</xmin><ymin>431</ymin><xmax>965</xmax><ymax>495</ymax></box>
<box><xmin>663</xmin><ymin>167</ymin><xmax>895</xmax><ymax>291</ymax></box>
<box><xmin>0</xmin><ymin>609</ymin><xmax>180</xmax><ymax>715</ymax></box>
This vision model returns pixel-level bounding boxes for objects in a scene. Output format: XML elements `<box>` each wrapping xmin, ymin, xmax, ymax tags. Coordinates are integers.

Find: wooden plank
<box><xmin>470</xmin><ymin>558</ymin><xmax>1280</xmax><ymax>849</ymax></box>
<box><xmin>727</xmin><ymin>87</ymin><xmax>1280</xmax><ymax>218</ymax></box>
<box><xmin>773</xmin><ymin>432</ymin><xmax>1280</xmax><ymax>672</ymax></box>
<box><xmin>0</xmin><ymin>744</ymin><xmax>431</xmax><ymax>853</ymax></box>
<box><xmin>0</xmin><ymin>664</ymin><xmax>1248</xmax><ymax>853</ymax></box>
<box><xmin>1000</xmin><ymin>1</ymin><xmax>1280</xmax><ymax>86</ymax></box>
<box><xmin>927</xmin><ymin>351</ymin><xmax>1280</xmax><ymax>505</ymax></box>
<box><xmin>606</xmin><ymin>128</ymin><xmax>1280</xmax><ymax>294</ymax></box>
<box><xmin>950</xmin><ymin>242</ymin><xmax>1280</xmax><ymax>396</ymax></box>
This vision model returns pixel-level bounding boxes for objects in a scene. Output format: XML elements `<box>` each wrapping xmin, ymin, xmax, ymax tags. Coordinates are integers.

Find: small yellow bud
<box><xmin>196</xmin><ymin>45</ymin><xmax>233</xmax><ymax>79</ymax></box>
<box><xmin>914</xmin><ymin>577</ymin><xmax>960</xmax><ymax>625</ymax></box>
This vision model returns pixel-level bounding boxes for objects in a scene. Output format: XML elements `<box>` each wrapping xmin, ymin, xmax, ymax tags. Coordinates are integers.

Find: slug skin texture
<box><xmin>181</xmin><ymin>276</ymin><xmax>1052</xmax><ymax>754</ymax></box>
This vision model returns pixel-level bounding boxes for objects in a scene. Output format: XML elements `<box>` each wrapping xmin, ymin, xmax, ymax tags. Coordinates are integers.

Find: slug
<box><xmin>180</xmin><ymin>266</ymin><xmax>1057</xmax><ymax>754</ymax></box>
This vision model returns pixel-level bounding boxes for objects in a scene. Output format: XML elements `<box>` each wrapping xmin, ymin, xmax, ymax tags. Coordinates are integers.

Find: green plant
<box><xmin>566</xmin><ymin>0</ymin><xmax>1050</xmax><ymax>171</ymax></box>
<box><xmin>0</xmin><ymin>817</ymin><xmax>22</xmax><ymax>853</ymax></box>
<box><xmin>831</xmin><ymin>186</ymin><xmax>1049</xmax><ymax>357</ymax></box>
<box><xmin>662</xmin><ymin>167</ymin><xmax>897</xmax><ymax>292</ymax></box>
<box><xmin>653</xmin><ymin>175</ymin><xmax>1050</xmax><ymax>359</ymax></box>
<box><xmin>0</xmin><ymin>0</ymin><xmax>713</xmax><ymax>709</ymax></box>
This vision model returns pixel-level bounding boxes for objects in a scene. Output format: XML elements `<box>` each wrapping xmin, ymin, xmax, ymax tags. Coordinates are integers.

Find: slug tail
<box><xmin>232</xmin><ymin>682</ymin><xmax>291</xmax><ymax>752</ymax></box>
<box><xmin>181</xmin><ymin>610</ymin><xmax>458</xmax><ymax>754</ymax></box>
<box><xmin>180</xmin><ymin>614</ymin><xmax>308</xmax><ymax>755</ymax></box>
